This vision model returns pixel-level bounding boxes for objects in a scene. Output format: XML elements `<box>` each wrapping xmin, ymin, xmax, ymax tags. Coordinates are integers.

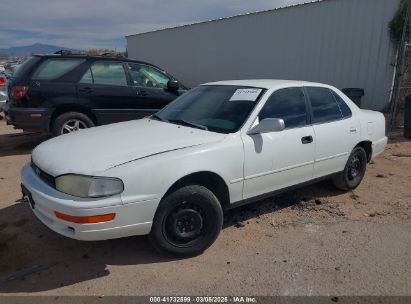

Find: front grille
<box><xmin>31</xmin><ymin>162</ymin><xmax>56</xmax><ymax>188</ymax></box>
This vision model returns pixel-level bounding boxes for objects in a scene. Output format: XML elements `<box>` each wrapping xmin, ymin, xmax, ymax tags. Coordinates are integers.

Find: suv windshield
<box><xmin>154</xmin><ymin>85</ymin><xmax>266</xmax><ymax>133</ymax></box>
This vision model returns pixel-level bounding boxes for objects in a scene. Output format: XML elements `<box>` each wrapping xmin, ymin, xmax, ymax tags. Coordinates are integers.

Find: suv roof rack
<box><xmin>100</xmin><ymin>52</ymin><xmax>125</xmax><ymax>58</ymax></box>
<box><xmin>54</xmin><ymin>50</ymin><xmax>73</xmax><ymax>55</ymax></box>
<box><xmin>52</xmin><ymin>50</ymin><xmax>124</xmax><ymax>58</ymax></box>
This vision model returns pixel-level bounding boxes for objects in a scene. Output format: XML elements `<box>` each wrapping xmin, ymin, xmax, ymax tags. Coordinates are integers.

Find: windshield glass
<box><xmin>155</xmin><ymin>85</ymin><xmax>266</xmax><ymax>133</ymax></box>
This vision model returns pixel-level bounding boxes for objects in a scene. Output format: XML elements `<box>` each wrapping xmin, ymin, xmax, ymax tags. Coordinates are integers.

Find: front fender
<box><xmin>103</xmin><ymin>135</ymin><xmax>244</xmax><ymax>208</ymax></box>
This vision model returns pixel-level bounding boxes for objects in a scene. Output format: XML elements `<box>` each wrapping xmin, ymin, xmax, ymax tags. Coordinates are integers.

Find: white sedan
<box><xmin>21</xmin><ymin>80</ymin><xmax>387</xmax><ymax>256</ymax></box>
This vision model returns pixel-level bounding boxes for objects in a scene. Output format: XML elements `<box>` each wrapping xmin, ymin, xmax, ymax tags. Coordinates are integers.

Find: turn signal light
<box><xmin>54</xmin><ymin>211</ymin><xmax>116</xmax><ymax>224</ymax></box>
<box><xmin>0</xmin><ymin>76</ymin><xmax>6</xmax><ymax>86</ymax></box>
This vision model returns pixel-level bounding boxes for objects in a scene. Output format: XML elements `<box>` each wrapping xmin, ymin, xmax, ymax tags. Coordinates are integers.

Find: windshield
<box><xmin>155</xmin><ymin>85</ymin><xmax>266</xmax><ymax>133</ymax></box>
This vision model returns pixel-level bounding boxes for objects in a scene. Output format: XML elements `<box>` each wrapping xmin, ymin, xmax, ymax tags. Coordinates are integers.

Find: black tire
<box><xmin>332</xmin><ymin>146</ymin><xmax>367</xmax><ymax>191</ymax></box>
<box><xmin>52</xmin><ymin>112</ymin><xmax>94</xmax><ymax>136</ymax></box>
<box><xmin>149</xmin><ymin>185</ymin><xmax>223</xmax><ymax>257</ymax></box>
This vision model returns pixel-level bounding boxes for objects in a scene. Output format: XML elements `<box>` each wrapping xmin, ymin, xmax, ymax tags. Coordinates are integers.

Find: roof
<box><xmin>202</xmin><ymin>79</ymin><xmax>330</xmax><ymax>89</ymax></box>
<box><xmin>32</xmin><ymin>54</ymin><xmax>162</xmax><ymax>69</ymax></box>
<box><xmin>126</xmin><ymin>0</ymin><xmax>326</xmax><ymax>37</ymax></box>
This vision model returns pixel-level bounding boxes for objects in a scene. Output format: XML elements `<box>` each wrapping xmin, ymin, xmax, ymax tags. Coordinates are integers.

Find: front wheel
<box><xmin>149</xmin><ymin>185</ymin><xmax>223</xmax><ymax>257</ymax></box>
<box><xmin>333</xmin><ymin>146</ymin><xmax>367</xmax><ymax>191</ymax></box>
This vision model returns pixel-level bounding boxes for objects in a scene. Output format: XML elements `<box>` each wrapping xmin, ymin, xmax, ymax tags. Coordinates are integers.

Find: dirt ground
<box><xmin>0</xmin><ymin>116</ymin><xmax>410</xmax><ymax>296</ymax></box>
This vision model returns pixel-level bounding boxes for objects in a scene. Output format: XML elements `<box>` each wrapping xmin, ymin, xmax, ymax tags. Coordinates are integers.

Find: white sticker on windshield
<box><xmin>229</xmin><ymin>88</ymin><xmax>262</xmax><ymax>101</ymax></box>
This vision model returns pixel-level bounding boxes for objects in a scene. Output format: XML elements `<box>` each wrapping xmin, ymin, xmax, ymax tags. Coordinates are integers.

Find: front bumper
<box><xmin>5</xmin><ymin>106</ymin><xmax>53</xmax><ymax>131</ymax></box>
<box><xmin>21</xmin><ymin>164</ymin><xmax>157</xmax><ymax>241</ymax></box>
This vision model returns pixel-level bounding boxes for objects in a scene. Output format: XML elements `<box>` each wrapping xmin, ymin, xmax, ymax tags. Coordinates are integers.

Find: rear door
<box><xmin>305</xmin><ymin>87</ymin><xmax>360</xmax><ymax>178</ymax></box>
<box><xmin>77</xmin><ymin>61</ymin><xmax>136</xmax><ymax>125</ymax></box>
<box><xmin>125</xmin><ymin>63</ymin><xmax>180</xmax><ymax>116</ymax></box>
<box><xmin>27</xmin><ymin>57</ymin><xmax>84</xmax><ymax>107</ymax></box>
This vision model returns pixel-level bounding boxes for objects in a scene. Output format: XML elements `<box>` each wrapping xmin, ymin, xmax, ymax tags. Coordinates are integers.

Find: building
<box><xmin>127</xmin><ymin>0</ymin><xmax>400</xmax><ymax>111</ymax></box>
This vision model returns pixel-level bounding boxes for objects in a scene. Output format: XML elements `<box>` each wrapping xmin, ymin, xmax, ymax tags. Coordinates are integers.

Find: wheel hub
<box><xmin>173</xmin><ymin>208</ymin><xmax>203</xmax><ymax>239</ymax></box>
<box><xmin>61</xmin><ymin>119</ymin><xmax>87</xmax><ymax>134</ymax></box>
<box><xmin>163</xmin><ymin>202</ymin><xmax>207</xmax><ymax>247</ymax></box>
<box><xmin>350</xmin><ymin>156</ymin><xmax>361</xmax><ymax>178</ymax></box>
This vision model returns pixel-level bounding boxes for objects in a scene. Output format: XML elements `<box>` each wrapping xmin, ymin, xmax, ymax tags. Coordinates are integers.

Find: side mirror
<box><xmin>247</xmin><ymin>118</ymin><xmax>285</xmax><ymax>135</ymax></box>
<box><xmin>167</xmin><ymin>80</ymin><xmax>180</xmax><ymax>91</ymax></box>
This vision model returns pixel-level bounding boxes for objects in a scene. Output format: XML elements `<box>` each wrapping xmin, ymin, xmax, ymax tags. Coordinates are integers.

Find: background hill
<box><xmin>0</xmin><ymin>43</ymin><xmax>79</xmax><ymax>56</ymax></box>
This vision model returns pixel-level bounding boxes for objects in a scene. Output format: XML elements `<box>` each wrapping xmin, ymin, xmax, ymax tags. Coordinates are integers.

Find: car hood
<box><xmin>32</xmin><ymin>118</ymin><xmax>226</xmax><ymax>176</ymax></box>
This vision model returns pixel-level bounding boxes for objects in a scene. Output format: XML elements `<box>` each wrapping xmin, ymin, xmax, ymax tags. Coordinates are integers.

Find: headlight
<box><xmin>55</xmin><ymin>174</ymin><xmax>124</xmax><ymax>198</ymax></box>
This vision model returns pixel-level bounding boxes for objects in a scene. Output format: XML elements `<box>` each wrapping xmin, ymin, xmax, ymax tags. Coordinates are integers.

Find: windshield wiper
<box><xmin>150</xmin><ymin>114</ymin><xmax>168</xmax><ymax>122</ymax></box>
<box><xmin>168</xmin><ymin>119</ymin><xmax>208</xmax><ymax>131</ymax></box>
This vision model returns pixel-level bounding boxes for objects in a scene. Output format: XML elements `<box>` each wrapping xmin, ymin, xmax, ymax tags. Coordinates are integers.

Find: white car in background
<box><xmin>21</xmin><ymin>80</ymin><xmax>387</xmax><ymax>256</ymax></box>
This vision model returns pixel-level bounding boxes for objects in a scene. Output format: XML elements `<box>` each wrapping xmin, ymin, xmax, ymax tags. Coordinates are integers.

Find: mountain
<box><xmin>0</xmin><ymin>43</ymin><xmax>79</xmax><ymax>56</ymax></box>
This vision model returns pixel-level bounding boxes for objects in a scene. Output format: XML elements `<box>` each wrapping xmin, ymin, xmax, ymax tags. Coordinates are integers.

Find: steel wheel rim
<box><xmin>347</xmin><ymin>151</ymin><xmax>365</xmax><ymax>181</ymax></box>
<box><xmin>61</xmin><ymin>119</ymin><xmax>88</xmax><ymax>134</ymax></box>
<box><xmin>162</xmin><ymin>202</ymin><xmax>207</xmax><ymax>247</ymax></box>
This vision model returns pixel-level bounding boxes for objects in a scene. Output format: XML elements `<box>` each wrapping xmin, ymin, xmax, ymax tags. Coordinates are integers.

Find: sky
<box><xmin>0</xmin><ymin>0</ymin><xmax>308</xmax><ymax>51</ymax></box>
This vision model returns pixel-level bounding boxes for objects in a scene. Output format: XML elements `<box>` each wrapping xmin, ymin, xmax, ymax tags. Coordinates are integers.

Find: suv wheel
<box><xmin>52</xmin><ymin>112</ymin><xmax>95</xmax><ymax>136</ymax></box>
<box><xmin>332</xmin><ymin>146</ymin><xmax>367</xmax><ymax>191</ymax></box>
<box><xmin>149</xmin><ymin>185</ymin><xmax>223</xmax><ymax>257</ymax></box>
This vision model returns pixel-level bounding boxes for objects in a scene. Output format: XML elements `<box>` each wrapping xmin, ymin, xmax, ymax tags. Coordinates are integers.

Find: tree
<box><xmin>390</xmin><ymin>0</ymin><xmax>411</xmax><ymax>48</ymax></box>
<box><xmin>83</xmin><ymin>48</ymin><xmax>126</xmax><ymax>57</ymax></box>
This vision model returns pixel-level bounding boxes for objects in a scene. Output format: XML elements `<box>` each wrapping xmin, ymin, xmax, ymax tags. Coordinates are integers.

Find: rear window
<box><xmin>32</xmin><ymin>58</ymin><xmax>85</xmax><ymax>80</ymax></box>
<box><xmin>12</xmin><ymin>56</ymin><xmax>41</xmax><ymax>80</ymax></box>
<box><xmin>331</xmin><ymin>90</ymin><xmax>352</xmax><ymax>118</ymax></box>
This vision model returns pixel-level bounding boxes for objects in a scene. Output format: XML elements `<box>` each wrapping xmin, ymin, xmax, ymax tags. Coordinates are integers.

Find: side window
<box><xmin>258</xmin><ymin>87</ymin><xmax>308</xmax><ymax>129</ymax></box>
<box><xmin>32</xmin><ymin>58</ymin><xmax>85</xmax><ymax>80</ymax></box>
<box><xmin>80</xmin><ymin>68</ymin><xmax>93</xmax><ymax>84</ymax></box>
<box><xmin>80</xmin><ymin>62</ymin><xmax>127</xmax><ymax>86</ymax></box>
<box><xmin>331</xmin><ymin>90</ymin><xmax>352</xmax><ymax>118</ymax></box>
<box><xmin>127</xmin><ymin>63</ymin><xmax>171</xmax><ymax>88</ymax></box>
<box><xmin>306</xmin><ymin>87</ymin><xmax>343</xmax><ymax>124</ymax></box>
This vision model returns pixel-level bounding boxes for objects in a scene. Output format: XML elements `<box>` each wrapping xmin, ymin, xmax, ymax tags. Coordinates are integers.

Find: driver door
<box><xmin>242</xmin><ymin>87</ymin><xmax>315</xmax><ymax>200</ymax></box>
<box><xmin>126</xmin><ymin>63</ymin><xmax>180</xmax><ymax>116</ymax></box>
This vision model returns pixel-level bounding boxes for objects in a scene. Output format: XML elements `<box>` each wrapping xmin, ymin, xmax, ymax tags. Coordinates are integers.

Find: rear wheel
<box><xmin>52</xmin><ymin>112</ymin><xmax>94</xmax><ymax>136</ymax></box>
<box><xmin>149</xmin><ymin>185</ymin><xmax>223</xmax><ymax>257</ymax></box>
<box><xmin>333</xmin><ymin>146</ymin><xmax>367</xmax><ymax>191</ymax></box>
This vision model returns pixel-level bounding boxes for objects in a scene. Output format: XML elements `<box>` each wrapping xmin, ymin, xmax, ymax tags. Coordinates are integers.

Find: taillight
<box><xmin>10</xmin><ymin>86</ymin><xmax>29</xmax><ymax>100</ymax></box>
<box><xmin>0</xmin><ymin>76</ymin><xmax>6</xmax><ymax>86</ymax></box>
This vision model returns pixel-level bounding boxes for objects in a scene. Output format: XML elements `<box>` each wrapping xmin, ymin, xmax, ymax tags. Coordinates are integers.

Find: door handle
<box><xmin>80</xmin><ymin>87</ymin><xmax>93</xmax><ymax>93</ymax></box>
<box><xmin>301</xmin><ymin>136</ymin><xmax>313</xmax><ymax>144</ymax></box>
<box><xmin>136</xmin><ymin>89</ymin><xmax>148</xmax><ymax>96</ymax></box>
